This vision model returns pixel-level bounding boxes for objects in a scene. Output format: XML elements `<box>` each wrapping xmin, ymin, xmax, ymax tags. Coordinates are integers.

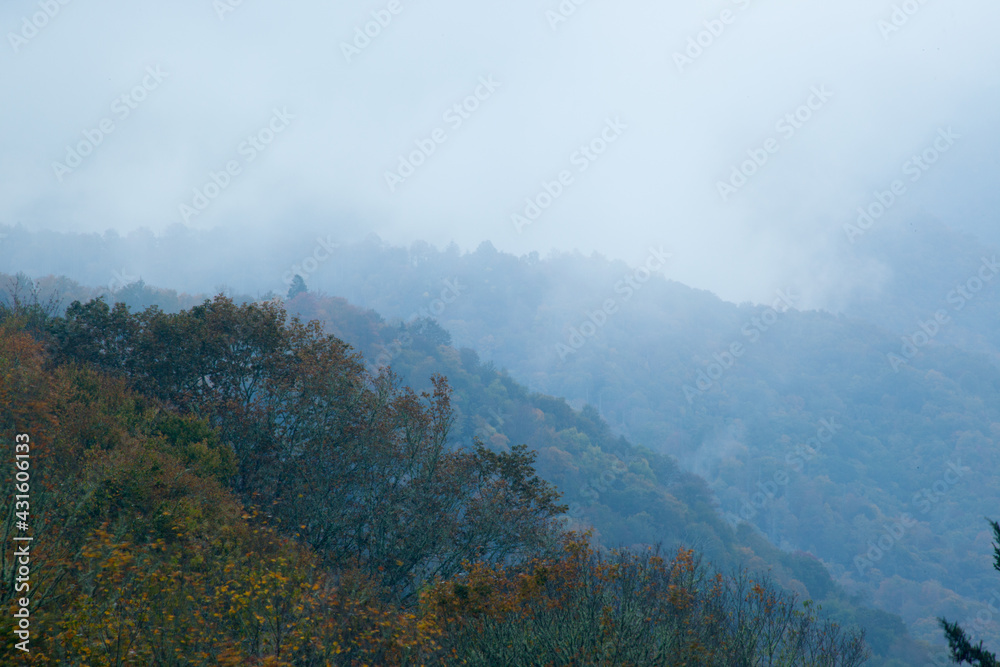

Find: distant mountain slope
<box><xmin>838</xmin><ymin>215</ymin><xmax>1000</xmax><ymax>365</ymax></box>
<box><xmin>270</xmin><ymin>238</ymin><xmax>1000</xmax><ymax>652</ymax></box>
<box><xmin>2</xmin><ymin>273</ymin><xmax>930</xmax><ymax>665</ymax></box>
<box><xmin>7</xmin><ymin>221</ymin><xmax>999</xmax><ymax>656</ymax></box>
<box><xmin>282</xmin><ymin>289</ymin><xmax>934</xmax><ymax>664</ymax></box>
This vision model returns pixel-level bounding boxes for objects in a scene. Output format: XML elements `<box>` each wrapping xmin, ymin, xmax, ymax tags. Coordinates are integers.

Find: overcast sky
<box><xmin>2</xmin><ymin>0</ymin><xmax>998</xmax><ymax>306</ymax></box>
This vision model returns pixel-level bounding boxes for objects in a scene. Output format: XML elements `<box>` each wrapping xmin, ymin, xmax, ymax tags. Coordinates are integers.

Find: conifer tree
<box><xmin>287</xmin><ymin>274</ymin><xmax>307</xmax><ymax>299</ymax></box>
<box><xmin>940</xmin><ymin>519</ymin><xmax>1000</xmax><ymax>666</ymax></box>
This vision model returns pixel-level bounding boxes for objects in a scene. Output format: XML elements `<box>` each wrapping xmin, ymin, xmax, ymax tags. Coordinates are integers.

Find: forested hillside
<box><xmin>5</xmin><ymin>219</ymin><xmax>1000</xmax><ymax>660</ymax></box>
<box><xmin>2</xmin><ymin>273</ymin><xmax>944</xmax><ymax>665</ymax></box>
<box><xmin>4</xmin><ymin>0</ymin><xmax>996</xmax><ymax>663</ymax></box>
<box><xmin>2</xmin><ymin>292</ymin><xmax>881</xmax><ymax>664</ymax></box>
<box><xmin>274</xmin><ymin>237</ymin><xmax>1000</xmax><ymax>651</ymax></box>
<box><xmin>839</xmin><ymin>216</ymin><xmax>1000</xmax><ymax>366</ymax></box>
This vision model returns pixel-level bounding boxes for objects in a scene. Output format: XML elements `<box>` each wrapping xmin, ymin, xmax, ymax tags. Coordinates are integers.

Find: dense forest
<box><xmin>3</xmin><ymin>217</ymin><xmax>999</xmax><ymax>664</ymax></box>
<box><xmin>4</xmin><ymin>0</ymin><xmax>997</xmax><ymax>663</ymax></box>
<box><xmin>264</xmin><ymin>232</ymin><xmax>1000</xmax><ymax>650</ymax></box>
<box><xmin>0</xmin><ymin>289</ymin><xmax>882</xmax><ymax>665</ymax></box>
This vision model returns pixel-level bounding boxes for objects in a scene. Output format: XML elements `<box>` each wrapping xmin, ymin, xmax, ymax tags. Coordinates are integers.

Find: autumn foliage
<box><xmin>422</xmin><ymin>534</ymin><xmax>868</xmax><ymax>666</ymax></box>
<box><xmin>0</xmin><ymin>296</ymin><xmax>868</xmax><ymax>664</ymax></box>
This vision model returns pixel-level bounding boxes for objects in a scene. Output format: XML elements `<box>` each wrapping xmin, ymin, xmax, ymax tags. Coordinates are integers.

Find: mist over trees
<box><xmin>4</xmin><ymin>1</ymin><xmax>999</xmax><ymax>663</ymax></box>
<box><xmin>3</xmin><ymin>211</ymin><xmax>1000</xmax><ymax>663</ymax></box>
<box><xmin>1</xmin><ymin>291</ymin><xmax>882</xmax><ymax>664</ymax></box>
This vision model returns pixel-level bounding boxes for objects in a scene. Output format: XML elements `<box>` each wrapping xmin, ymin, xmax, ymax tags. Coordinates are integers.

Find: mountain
<box><xmin>5</xmin><ymin>220</ymin><xmax>1000</xmax><ymax>659</ymax></box>
<box><xmin>278</xmin><ymin>234</ymin><xmax>1000</xmax><ymax>651</ymax></box>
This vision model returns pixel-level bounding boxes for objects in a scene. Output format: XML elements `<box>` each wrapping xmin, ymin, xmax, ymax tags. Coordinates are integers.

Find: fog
<box><xmin>2</xmin><ymin>0</ymin><xmax>999</xmax><ymax>306</ymax></box>
<box><xmin>6</xmin><ymin>5</ymin><xmax>1000</xmax><ymax>659</ymax></box>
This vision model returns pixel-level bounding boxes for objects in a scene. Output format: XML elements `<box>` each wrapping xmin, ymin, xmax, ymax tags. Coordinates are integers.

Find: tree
<box><xmin>424</xmin><ymin>534</ymin><xmax>870</xmax><ymax>666</ymax></box>
<box><xmin>939</xmin><ymin>518</ymin><xmax>1000</xmax><ymax>666</ymax></box>
<box><xmin>287</xmin><ymin>274</ymin><xmax>307</xmax><ymax>299</ymax></box>
<box><xmin>0</xmin><ymin>273</ymin><xmax>61</xmax><ymax>337</ymax></box>
<box><xmin>0</xmin><ymin>320</ymin><xmax>447</xmax><ymax>664</ymax></box>
<box><xmin>46</xmin><ymin>295</ymin><xmax>568</xmax><ymax>600</ymax></box>
<box><xmin>410</xmin><ymin>317</ymin><xmax>452</xmax><ymax>349</ymax></box>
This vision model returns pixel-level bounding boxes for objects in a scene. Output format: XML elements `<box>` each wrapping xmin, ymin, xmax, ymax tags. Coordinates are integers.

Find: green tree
<box><xmin>939</xmin><ymin>518</ymin><xmax>1000</xmax><ymax>666</ymax></box>
<box><xmin>47</xmin><ymin>295</ymin><xmax>568</xmax><ymax>600</ymax></box>
<box><xmin>287</xmin><ymin>274</ymin><xmax>307</xmax><ymax>299</ymax></box>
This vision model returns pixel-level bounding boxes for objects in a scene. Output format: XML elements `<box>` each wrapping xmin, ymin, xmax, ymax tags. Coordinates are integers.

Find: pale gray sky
<box><xmin>2</xmin><ymin>0</ymin><xmax>998</xmax><ymax>306</ymax></box>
